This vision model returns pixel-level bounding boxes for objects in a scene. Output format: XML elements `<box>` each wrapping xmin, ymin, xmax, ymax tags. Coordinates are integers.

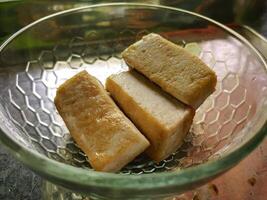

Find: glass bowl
<box><xmin>0</xmin><ymin>3</ymin><xmax>266</xmax><ymax>199</ymax></box>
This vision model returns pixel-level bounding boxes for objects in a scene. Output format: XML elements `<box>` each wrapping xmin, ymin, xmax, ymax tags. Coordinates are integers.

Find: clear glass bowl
<box><xmin>0</xmin><ymin>3</ymin><xmax>266</xmax><ymax>199</ymax></box>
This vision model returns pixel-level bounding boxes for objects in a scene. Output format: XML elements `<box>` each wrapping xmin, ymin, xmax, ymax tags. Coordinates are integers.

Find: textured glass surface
<box><xmin>0</xmin><ymin>4</ymin><xmax>266</xmax><ymax>199</ymax></box>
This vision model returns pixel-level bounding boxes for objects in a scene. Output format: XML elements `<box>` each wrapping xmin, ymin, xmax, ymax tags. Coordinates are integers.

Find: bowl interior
<box><xmin>0</xmin><ymin>4</ymin><xmax>266</xmax><ymax>177</ymax></box>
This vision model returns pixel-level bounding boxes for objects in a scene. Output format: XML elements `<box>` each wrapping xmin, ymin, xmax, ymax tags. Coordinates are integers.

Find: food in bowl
<box><xmin>54</xmin><ymin>70</ymin><xmax>149</xmax><ymax>172</ymax></box>
<box><xmin>54</xmin><ymin>33</ymin><xmax>216</xmax><ymax>172</ymax></box>
<box><xmin>106</xmin><ymin>70</ymin><xmax>195</xmax><ymax>162</ymax></box>
<box><xmin>122</xmin><ymin>33</ymin><xmax>217</xmax><ymax>108</ymax></box>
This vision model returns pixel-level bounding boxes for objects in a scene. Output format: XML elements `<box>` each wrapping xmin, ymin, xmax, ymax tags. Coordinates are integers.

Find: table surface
<box><xmin>0</xmin><ymin>1</ymin><xmax>267</xmax><ymax>200</ymax></box>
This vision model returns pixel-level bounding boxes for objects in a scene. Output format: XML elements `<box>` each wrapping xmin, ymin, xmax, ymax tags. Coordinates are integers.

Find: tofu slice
<box><xmin>106</xmin><ymin>70</ymin><xmax>195</xmax><ymax>162</ymax></box>
<box><xmin>54</xmin><ymin>71</ymin><xmax>149</xmax><ymax>172</ymax></box>
<box><xmin>122</xmin><ymin>33</ymin><xmax>217</xmax><ymax>108</ymax></box>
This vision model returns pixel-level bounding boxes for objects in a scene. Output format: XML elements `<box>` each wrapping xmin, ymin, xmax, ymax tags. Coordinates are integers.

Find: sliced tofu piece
<box><xmin>122</xmin><ymin>33</ymin><xmax>217</xmax><ymax>108</ymax></box>
<box><xmin>54</xmin><ymin>70</ymin><xmax>149</xmax><ymax>172</ymax></box>
<box><xmin>106</xmin><ymin>70</ymin><xmax>195</xmax><ymax>162</ymax></box>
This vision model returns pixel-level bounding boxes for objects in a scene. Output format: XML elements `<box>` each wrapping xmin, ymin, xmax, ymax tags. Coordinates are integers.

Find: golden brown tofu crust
<box><xmin>55</xmin><ymin>70</ymin><xmax>149</xmax><ymax>172</ymax></box>
<box><xmin>122</xmin><ymin>33</ymin><xmax>217</xmax><ymax>108</ymax></box>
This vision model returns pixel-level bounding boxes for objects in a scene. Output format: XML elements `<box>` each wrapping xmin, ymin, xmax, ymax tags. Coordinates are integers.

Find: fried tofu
<box><xmin>122</xmin><ymin>33</ymin><xmax>217</xmax><ymax>108</ymax></box>
<box><xmin>106</xmin><ymin>70</ymin><xmax>195</xmax><ymax>162</ymax></box>
<box><xmin>54</xmin><ymin>71</ymin><xmax>149</xmax><ymax>172</ymax></box>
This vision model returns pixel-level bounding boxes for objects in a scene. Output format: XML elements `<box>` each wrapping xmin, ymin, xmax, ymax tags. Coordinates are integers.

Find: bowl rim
<box><xmin>0</xmin><ymin>2</ymin><xmax>267</xmax><ymax>191</ymax></box>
